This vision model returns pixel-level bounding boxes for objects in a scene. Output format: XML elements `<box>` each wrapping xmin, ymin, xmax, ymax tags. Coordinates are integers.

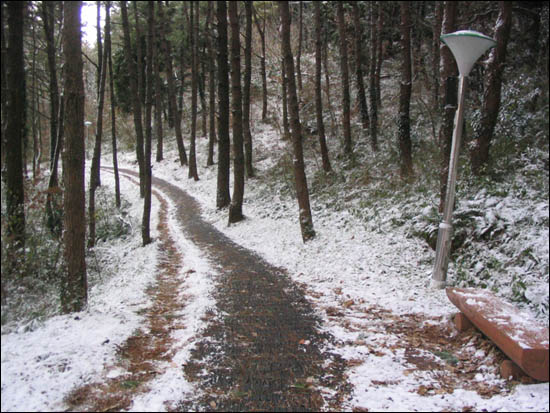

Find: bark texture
<box><xmin>279</xmin><ymin>1</ymin><xmax>315</xmax><ymax>242</ymax></box>
<box><xmin>469</xmin><ymin>2</ymin><xmax>512</xmax><ymax>175</ymax></box>
<box><xmin>61</xmin><ymin>0</ymin><xmax>87</xmax><ymax>313</ymax></box>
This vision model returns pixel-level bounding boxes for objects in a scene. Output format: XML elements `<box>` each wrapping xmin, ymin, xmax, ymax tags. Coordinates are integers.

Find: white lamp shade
<box><xmin>441</xmin><ymin>30</ymin><xmax>496</xmax><ymax>76</ymax></box>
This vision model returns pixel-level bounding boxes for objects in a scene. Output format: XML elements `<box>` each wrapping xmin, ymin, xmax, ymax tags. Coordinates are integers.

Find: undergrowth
<box><xmin>1</xmin><ymin>177</ymin><xmax>135</xmax><ymax>332</ymax></box>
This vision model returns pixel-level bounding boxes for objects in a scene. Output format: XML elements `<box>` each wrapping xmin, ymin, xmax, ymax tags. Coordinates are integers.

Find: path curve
<box><xmin>118</xmin><ymin>168</ymin><xmax>351</xmax><ymax>411</ymax></box>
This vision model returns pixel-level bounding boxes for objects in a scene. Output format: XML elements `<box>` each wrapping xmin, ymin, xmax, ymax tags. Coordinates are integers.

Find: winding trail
<box><xmin>111</xmin><ymin>168</ymin><xmax>350</xmax><ymax>411</ymax></box>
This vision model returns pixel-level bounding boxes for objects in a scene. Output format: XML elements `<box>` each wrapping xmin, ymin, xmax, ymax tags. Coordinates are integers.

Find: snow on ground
<box><xmin>1</xmin><ymin>116</ymin><xmax>548</xmax><ymax>411</ymax></box>
<box><xmin>1</xmin><ymin>167</ymin><xmax>216</xmax><ymax>412</ymax></box>
<box><xmin>143</xmin><ymin>124</ymin><xmax>548</xmax><ymax>412</ymax></box>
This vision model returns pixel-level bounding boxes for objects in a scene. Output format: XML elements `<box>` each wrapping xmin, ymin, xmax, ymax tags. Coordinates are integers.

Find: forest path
<box><xmin>65</xmin><ymin>172</ymin><xmax>188</xmax><ymax>411</ymax></box>
<box><xmin>109</xmin><ymin>168</ymin><xmax>349</xmax><ymax>411</ymax></box>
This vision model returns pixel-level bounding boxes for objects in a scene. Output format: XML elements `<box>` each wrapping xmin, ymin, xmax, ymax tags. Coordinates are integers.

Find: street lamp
<box><xmin>431</xmin><ymin>30</ymin><xmax>496</xmax><ymax>289</ymax></box>
<box><xmin>84</xmin><ymin>120</ymin><xmax>92</xmax><ymax>140</ymax></box>
<box><xmin>84</xmin><ymin>121</ymin><xmax>92</xmax><ymax>157</ymax></box>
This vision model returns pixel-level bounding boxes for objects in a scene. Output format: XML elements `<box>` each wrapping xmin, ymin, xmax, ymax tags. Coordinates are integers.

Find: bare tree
<box><xmin>88</xmin><ymin>0</ymin><xmax>109</xmax><ymax>248</ymax></box>
<box><xmin>314</xmin><ymin>1</ymin><xmax>331</xmax><ymax>172</ymax></box>
<box><xmin>243</xmin><ymin>1</ymin><xmax>254</xmax><ymax>178</ymax></box>
<box><xmin>296</xmin><ymin>1</ymin><xmax>303</xmax><ymax>94</ymax></box>
<box><xmin>398</xmin><ymin>1</ymin><xmax>413</xmax><ymax>179</ymax></box>
<box><xmin>216</xmin><ymin>0</ymin><xmax>231</xmax><ymax>209</ymax></box>
<box><xmin>41</xmin><ymin>2</ymin><xmax>63</xmax><ymax>234</ymax></box>
<box><xmin>253</xmin><ymin>4</ymin><xmax>268</xmax><ymax>121</ymax></box>
<box><xmin>188</xmin><ymin>1</ymin><xmax>199</xmax><ymax>181</ymax></box>
<box><xmin>352</xmin><ymin>2</ymin><xmax>369</xmax><ymax>131</ymax></box>
<box><xmin>163</xmin><ymin>1</ymin><xmax>188</xmax><ymax>167</ymax></box>
<box><xmin>61</xmin><ymin>0</ymin><xmax>87</xmax><ymax>313</ymax></box>
<box><xmin>120</xmin><ymin>1</ymin><xmax>145</xmax><ymax>197</ymax></box>
<box><xmin>5</xmin><ymin>1</ymin><xmax>26</xmax><ymax>255</ymax></box>
<box><xmin>154</xmin><ymin>1</ymin><xmax>164</xmax><ymax>162</ymax></box>
<box><xmin>279</xmin><ymin>0</ymin><xmax>315</xmax><ymax>242</ymax></box>
<box><xmin>105</xmin><ymin>1</ymin><xmax>121</xmax><ymax>208</ymax></box>
<box><xmin>206</xmin><ymin>1</ymin><xmax>216</xmax><ymax>167</ymax></box>
<box><xmin>437</xmin><ymin>2</ymin><xmax>457</xmax><ymax>212</ymax></box>
<box><xmin>228</xmin><ymin>1</ymin><xmax>244</xmax><ymax>223</ymax></box>
<box><xmin>141</xmin><ymin>0</ymin><xmax>155</xmax><ymax>246</ymax></box>
<box><xmin>470</xmin><ymin>2</ymin><xmax>512</xmax><ymax>175</ymax></box>
<box><xmin>337</xmin><ymin>2</ymin><xmax>353</xmax><ymax>157</ymax></box>
<box><xmin>432</xmin><ymin>2</ymin><xmax>443</xmax><ymax>111</ymax></box>
<box><xmin>369</xmin><ymin>2</ymin><xmax>379</xmax><ymax>152</ymax></box>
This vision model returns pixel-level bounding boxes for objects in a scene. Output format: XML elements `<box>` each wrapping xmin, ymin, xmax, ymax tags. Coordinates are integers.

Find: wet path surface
<box><xmin>118</xmin><ymin>168</ymin><xmax>350</xmax><ymax>411</ymax></box>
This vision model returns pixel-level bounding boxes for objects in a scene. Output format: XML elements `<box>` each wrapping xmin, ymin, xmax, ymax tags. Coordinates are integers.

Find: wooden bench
<box><xmin>446</xmin><ymin>287</ymin><xmax>549</xmax><ymax>382</ymax></box>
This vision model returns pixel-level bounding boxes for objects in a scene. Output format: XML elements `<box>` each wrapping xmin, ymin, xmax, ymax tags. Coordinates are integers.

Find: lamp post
<box><xmin>84</xmin><ymin>121</ymin><xmax>92</xmax><ymax>157</ymax></box>
<box><xmin>431</xmin><ymin>30</ymin><xmax>496</xmax><ymax>289</ymax></box>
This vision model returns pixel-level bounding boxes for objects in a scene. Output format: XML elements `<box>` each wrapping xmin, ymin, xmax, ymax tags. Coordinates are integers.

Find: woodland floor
<box><xmin>62</xmin><ymin>168</ymin><xmax>531</xmax><ymax>412</ymax></box>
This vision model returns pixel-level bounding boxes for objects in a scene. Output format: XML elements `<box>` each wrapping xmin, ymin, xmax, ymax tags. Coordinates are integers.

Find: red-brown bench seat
<box><xmin>446</xmin><ymin>287</ymin><xmax>549</xmax><ymax>381</ymax></box>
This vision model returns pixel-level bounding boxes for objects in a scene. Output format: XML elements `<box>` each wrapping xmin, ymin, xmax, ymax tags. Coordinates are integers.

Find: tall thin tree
<box><xmin>154</xmin><ymin>0</ymin><xmax>164</xmax><ymax>162</ymax></box>
<box><xmin>469</xmin><ymin>2</ymin><xmax>512</xmax><ymax>175</ymax></box>
<box><xmin>105</xmin><ymin>1</ymin><xmax>121</xmax><ymax>208</ymax></box>
<box><xmin>163</xmin><ymin>1</ymin><xmax>188</xmax><ymax>167</ymax></box>
<box><xmin>296</xmin><ymin>1</ymin><xmax>303</xmax><ymax>94</ymax></box>
<box><xmin>216</xmin><ymin>0</ymin><xmax>231</xmax><ymax>209</ymax></box>
<box><xmin>120</xmin><ymin>1</ymin><xmax>146</xmax><ymax>197</ymax></box>
<box><xmin>352</xmin><ymin>2</ymin><xmax>369</xmax><ymax>131</ymax></box>
<box><xmin>42</xmin><ymin>2</ymin><xmax>63</xmax><ymax>234</ymax></box>
<box><xmin>369</xmin><ymin>2</ymin><xmax>379</xmax><ymax>152</ymax></box>
<box><xmin>141</xmin><ymin>0</ymin><xmax>155</xmax><ymax>246</ymax></box>
<box><xmin>188</xmin><ymin>1</ymin><xmax>199</xmax><ymax>181</ymax></box>
<box><xmin>279</xmin><ymin>0</ymin><xmax>315</xmax><ymax>242</ymax></box>
<box><xmin>88</xmin><ymin>0</ymin><xmax>109</xmax><ymax>248</ymax></box>
<box><xmin>5</xmin><ymin>0</ymin><xmax>26</xmax><ymax>254</ymax></box>
<box><xmin>314</xmin><ymin>1</ymin><xmax>331</xmax><ymax>172</ymax></box>
<box><xmin>398</xmin><ymin>1</ymin><xmax>413</xmax><ymax>179</ymax></box>
<box><xmin>228</xmin><ymin>1</ymin><xmax>245</xmax><ymax>223</ymax></box>
<box><xmin>437</xmin><ymin>2</ymin><xmax>457</xmax><ymax>212</ymax></box>
<box><xmin>253</xmin><ymin>4</ymin><xmax>268</xmax><ymax>122</ymax></box>
<box><xmin>206</xmin><ymin>1</ymin><xmax>216</xmax><ymax>167</ymax></box>
<box><xmin>337</xmin><ymin>2</ymin><xmax>353</xmax><ymax>157</ymax></box>
<box><xmin>61</xmin><ymin>0</ymin><xmax>87</xmax><ymax>313</ymax></box>
<box><xmin>243</xmin><ymin>1</ymin><xmax>254</xmax><ymax>178</ymax></box>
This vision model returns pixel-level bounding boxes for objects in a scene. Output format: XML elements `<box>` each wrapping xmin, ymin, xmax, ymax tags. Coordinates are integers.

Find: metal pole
<box><xmin>432</xmin><ymin>75</ymin><xmax>467</xmax><ymax>289</ymax></box>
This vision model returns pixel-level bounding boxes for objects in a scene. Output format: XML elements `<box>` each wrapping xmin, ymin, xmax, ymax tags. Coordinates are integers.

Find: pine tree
<box><xmin>279</xmin><ymin>0</ymin><xmax>315</xmax><ymax>242</ymax></box>
<box><xmin>61</xmin><ymin>0</ymin><xmax>87</xmax><ymax>313</ymax></box>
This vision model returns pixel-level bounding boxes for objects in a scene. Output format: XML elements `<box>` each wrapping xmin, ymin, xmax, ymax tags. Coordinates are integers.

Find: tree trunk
<box><xmin>216</xmin><ymin>0</ymin><xmax>231</xmax><ymax>209</ymax></box>
<box><xmin>314</xmin><ymin>1</ymin><xmax>331</xmax><ymax>172</ymax></box>
<box><xmin>141</xmin><ymin>0</ymin><xmax>154</xmax><ymax>246</ymax></box>
<box><xmin>369</xmin><ymin>2</ymin><xmax>379</xmax><ymax>152</ymax></box>
<box><xmin>398</xmin><ymin>1</ymin><xmax>413</xmax><ymax>179</ymax></box>
<box><xmin>337</xmin><ymin>2</ymin><xmax>353</xmax><ymax>157</ymax></box>
<box><xmin>375</xmin><ymin>3</ymin><xmax>383</xmax><ymax>108</ymax></box>
<box><xmin>5</xmin><ymin>0</ymin><xmax>26</xmax><ymax>254</ymax></box>
<box><xmin>470</xmin><ymin>2</ymin><xmax>512</xmax><ymax>176</ymax></box>
<box><xmin>243</xmin><ymin>1</ymin><xmax>254</xmax><ymax>178</ymax></box>
<box><xmin>432</xmin><ymin>2</ymin><xmax>443</xmax><ymax>111</ymax></box>
<box><xmin>163</xmin><ymin>1</ymin><xmax>187</xmax><ymax>166</ymax></box>
<box><xmin>88</xmin><ymin>0</ymin><xmax>109</xmax><ymax>248</ymax></box>
<box><xmin>188</xmin><ymin>1</ymin><xmax>199</xmax><ymax>181</ymax></box>
<box><xmin>206</xmin><ymin>1</ymin><xmax>216</xmax><ymax>167</ymax></box>
<box><xmin>352</xmin><ymin>2</ymin><xmax>369</xmax><ymax>132</ymax></box>
<box><xmin>279</xmin><ymin>1</ymin><xmax>315</xmax><ymax>243</ymax></box>
<box><xmin>438</xmin><ymin>2</ymin><xmax>457</xmax><ymax>212</ymax></box>
<box><xmin>61</xmin><ymin>0</ymin><xmax>87</xmax><ymax>313</ymax></box>
<box><xmin>120</xmin><ymin>1</ymin><xmax>145</xmax><ymax>197</ymax></box>
<box><xmin>154</xmin><ymin>1</ymin><xmax>164</xmax><ymax>162</ymax></box>
<box><xmin>105</xmin><ymin>1</ymin><xmax>121</xmax><ymax>208</ymax></box>
<box><xmin>296</xmin><ymin>1</ymin><xmax>303</xmax><ymax>94</ymax></box>
<box><xmin>228</xmin><ymin>1</ymin><xmax>244</xmax><ymax>224</ymax></box>
<box><xmin>281</xmin><ymin>59</ymin><xmax>290</xmax><ymax>141</ymax></box>
<box><xmin>253</xmin><ymin>5</ymin><xmax>268</xmax><ymax>122</ymax></box>
<box><xmin>41</xmin><ymin>1</ymin><xmax>59</xmax><ymax>183</ymax></box>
